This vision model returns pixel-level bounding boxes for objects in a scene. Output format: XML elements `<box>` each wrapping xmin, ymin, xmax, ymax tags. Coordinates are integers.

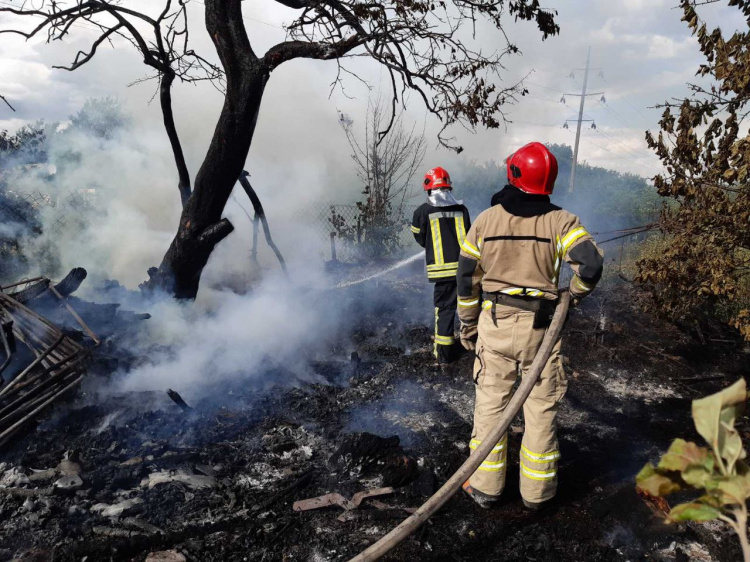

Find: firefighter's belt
<box><xmin>482</xmin><ymin>292</ymin><xmax>545</xmax><ymax>312</ymax></box>
<box><xmin>482</xmin><ymin>292</ymin><xmax>558</xmax><ymax>329</ymax></box>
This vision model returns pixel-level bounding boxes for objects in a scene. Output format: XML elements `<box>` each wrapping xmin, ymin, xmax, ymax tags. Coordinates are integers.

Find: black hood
<box><xmin>490</xmin><ymin>185</ymin><xmax>560</xmax><ymax>218</ymax></box>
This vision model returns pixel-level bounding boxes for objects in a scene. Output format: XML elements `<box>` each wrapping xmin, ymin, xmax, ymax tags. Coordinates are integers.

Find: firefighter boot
<box><xmin>462</xmin><ymin>481</ymin><xmax>499</xmax><ymax>509</ymax></box>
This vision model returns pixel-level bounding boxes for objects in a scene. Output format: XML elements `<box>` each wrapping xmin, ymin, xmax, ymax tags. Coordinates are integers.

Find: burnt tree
<box><xmin>238</xmin><ymin>171</ymin><xmax>288</xmax><ymax>275</ymax></box>
<box><xmin>2</xmin><ymin>0</ymin><xmax>559</xmax><ymax>299</ymax></box>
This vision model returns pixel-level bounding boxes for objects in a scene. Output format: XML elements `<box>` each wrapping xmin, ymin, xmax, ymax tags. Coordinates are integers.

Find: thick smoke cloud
<box><xmin>5</xmin><ymin>120</ymin><xmax>179</xmax><ymax>288</ymax></box>
<box><xmin>112</xmin><ymin>268</ymin><xmax>337</xmax><ymax>399</ymax></box>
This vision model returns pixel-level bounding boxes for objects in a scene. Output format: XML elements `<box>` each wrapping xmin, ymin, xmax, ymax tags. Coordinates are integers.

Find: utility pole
<box><xmin>563</xmin><ymin>48</ymin><xmax>604</xmax><ymax>194</ymax></box>
<box><xmin>570</xmin><ymin>47</ymin><xmax>590</xmax><ymax>194</ymax></box>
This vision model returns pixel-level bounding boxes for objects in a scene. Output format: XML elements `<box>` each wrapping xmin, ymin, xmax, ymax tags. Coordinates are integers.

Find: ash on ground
<box><xmin>0</xmin><ymin>273</ymin><xmax>748</xmax><ymax>562</ymax></box>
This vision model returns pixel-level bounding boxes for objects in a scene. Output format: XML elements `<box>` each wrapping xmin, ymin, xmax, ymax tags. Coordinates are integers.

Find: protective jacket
<box><xmin>457</xmin><ymin>185</ymin><xmax>603</xmax><ymax>323</ymax></box>
<box><xmin>411</xmin><ymin>202</ymin><xmax>471</xmax><ymax>282</ymax></box>
<box><xmin>459</xmin><ymin>185</ymin><xmax>604</xmax><ymax>505</ymax></box>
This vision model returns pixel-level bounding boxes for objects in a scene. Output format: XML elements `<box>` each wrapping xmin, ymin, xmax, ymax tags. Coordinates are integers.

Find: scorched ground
<box><xmin>0</xmin><ymin>270</ymin><xmax>748</xmax><ymax>562</ymax></box>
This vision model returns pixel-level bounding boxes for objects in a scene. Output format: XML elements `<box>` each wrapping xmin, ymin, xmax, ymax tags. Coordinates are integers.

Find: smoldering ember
<box><xmin>1</xmin><ymin>1</ymin><xmax>750</xmax><ymax>562</ymax></box>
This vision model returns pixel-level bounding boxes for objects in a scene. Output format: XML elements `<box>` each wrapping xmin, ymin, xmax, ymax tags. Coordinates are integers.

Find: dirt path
<box><xmin>0</xmin><ymin>279</ymin><xmax>748</xmax><ymax>561</ymax></box>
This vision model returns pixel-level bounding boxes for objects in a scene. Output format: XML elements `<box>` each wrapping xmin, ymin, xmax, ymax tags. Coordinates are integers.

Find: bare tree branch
<box><xmin>337</xmin><ymin>97</ymin><xmax>426</xmax><ymax>256</ymax></box>
<box><xmin>0</xmin><ymin>95</ymin><xmax>15</xmax><ymax>112</ymax></box>
<box><xmin>238</xmin><ymin>171</ymin><xmax>288</xmax><ymax>276</ymax></box>
<box><xmin>259</xmin><ymin>0</ymin><xmax>558</xmax><ymax>152</ymax></box>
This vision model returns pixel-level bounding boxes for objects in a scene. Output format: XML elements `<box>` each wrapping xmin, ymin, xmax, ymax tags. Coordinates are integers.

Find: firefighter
<box><xmin>457</xmin><ymin>142</ymin><xmax>603</xmax><ymax>509</ymax></box>
<box><xmin>411</xmin><ymin>167</ymin><xmax>472</xmax><ymax>365</ymax></box>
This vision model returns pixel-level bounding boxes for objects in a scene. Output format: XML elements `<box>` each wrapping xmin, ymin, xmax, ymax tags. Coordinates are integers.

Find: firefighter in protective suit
<box><xmin>458</xmin><ymin>142</ymin><xmax>604</xmax><ymax>509</ymax></box>
<box><xmin>411</xmin><ymin>167</ymin><xmax>471</xmax><ymax>364</ymax></box>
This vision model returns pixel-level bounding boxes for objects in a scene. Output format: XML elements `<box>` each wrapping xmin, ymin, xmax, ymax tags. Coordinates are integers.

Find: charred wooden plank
<box><xmin>0</xmin><ymin>292</ymin><xmax>88</xmax><ymax>448</ymax></box>
<box><xmin>53</xmin><ymin>267</ymin><xmax>87</xmax><ymax>297</ymax></box>
<box><xmin>9</xmin><ymin>278</ymin><xmax>50</xmax><ymax>304</ymax></box>
<box><xmin>49</xmin><ymin>285</ymin><xmax>101</xmax><ymax>346</ymax></box>
<box><xmin>167</xmin><ymin>389</ymin><xmax>191</xmax><ymax>411</ymax></box>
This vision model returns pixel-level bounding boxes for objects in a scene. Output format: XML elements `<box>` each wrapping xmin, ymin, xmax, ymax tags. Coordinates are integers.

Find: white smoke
<box><xmin>0</xmin><ymin>98</ymin><xmax>368</xmax><ymax>402</ymax></box>
<box><xmin>112</xmin><ymin>266</ymin><xmax>337</xmax><ymax>399</ymax></box>
<box><xmin>5</xmin><ymin>117</ymin><xmax>179</xmax><ymax>288</ymax></box>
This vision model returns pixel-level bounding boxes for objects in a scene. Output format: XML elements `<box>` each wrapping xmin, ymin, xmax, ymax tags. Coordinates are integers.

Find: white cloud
<box><xmin>646</xmin><ymin>34</ymin><xmax>697</xmax><ymax>59</ymax></box>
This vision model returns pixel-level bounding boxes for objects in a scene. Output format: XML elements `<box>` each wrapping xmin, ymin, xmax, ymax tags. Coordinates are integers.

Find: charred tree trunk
<box><xmin>238</xmin><ymin>172</ymin><xmax>288</xmax><ymax>275</ymax></box>
<box><xmin>145</xmin><ymin>0</ymin><xmax>268</xmax><ymax>299</ymax></box>
<box><xmin>160</xmin><ymin>70</ymin><xmax>192</xmax><ymax>207</ymax></box>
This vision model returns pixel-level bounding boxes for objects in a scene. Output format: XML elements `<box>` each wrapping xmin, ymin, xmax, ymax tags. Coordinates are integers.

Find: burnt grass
<box><xmin>1</xmin><ymin>273</ymin><xmax>749</xmax><ymax>562</ymax></box>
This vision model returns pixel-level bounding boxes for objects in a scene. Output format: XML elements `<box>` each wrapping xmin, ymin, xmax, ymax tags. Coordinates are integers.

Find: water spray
<box><xmin>334</xmin><ymin>252</ymin><xmax>424</xmax><ymax>289</ymax></box>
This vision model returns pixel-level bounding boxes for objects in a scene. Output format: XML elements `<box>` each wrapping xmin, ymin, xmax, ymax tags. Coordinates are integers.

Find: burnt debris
<box><xmin>0</xmin><ymin>279</ymin><xmax>746</xmax><ymax>561</ymax></box>
<box><xmin>0</xmin><ymin>269</ymin><xmax>150</xmax><ymax>450</ymax></box>
<box><xmin>0</xmin><ymin>292</ymin><xmax>88</xmax><ymax>448</ymax></box>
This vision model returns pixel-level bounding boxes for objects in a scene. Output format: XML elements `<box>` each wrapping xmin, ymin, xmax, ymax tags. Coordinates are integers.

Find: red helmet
<box><xmin>506</xmin><ymin>142</ymin><xmax>558</xmax><ymax>195</ymax></box>
<box><xmin>423</xmin><ymin>167</ymin><xmax>452</xmax><ymax>191</ymax></box>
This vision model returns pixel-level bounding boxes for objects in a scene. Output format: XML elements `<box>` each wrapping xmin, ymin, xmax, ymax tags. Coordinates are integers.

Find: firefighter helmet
<box><xmin>506</xmin><ymin>142</ymin><xmax>558</xmax><ymax>195</ymax></box>
<box><xmin>423</xmin><ymin>167</ymin><xmax>452</xmax><ymax>191</ymax></box>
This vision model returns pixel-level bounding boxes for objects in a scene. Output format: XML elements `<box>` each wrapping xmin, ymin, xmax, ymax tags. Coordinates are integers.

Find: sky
<box><xmin>0</xmin><ymin>0</ymin><xmax>743</xmax><ymax>206</ymax></box>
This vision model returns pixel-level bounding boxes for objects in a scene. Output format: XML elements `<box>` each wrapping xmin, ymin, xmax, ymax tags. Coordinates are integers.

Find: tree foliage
<box><xmin>69</xmin><ymin>97</ymin><xmax>130</xmax><ymax>140</ymax></box>
<box><xmin>0</xmin><ymin>123</ymin><xmax>48</xmax><ymax>169</ymax></box>
<box><xmin>0</xmin><ymin>0</ymin><xmax>221</xmax><ymax>207</ymax></box>
<box><xmin>0</xmin><ymin>99</ymin><xmax>132</xmax><ymax>281</ymax></box>
<box><xmin>637</xmin><ymin>0</ymin><xmax>750</xmax><ymax>339</ymax></box>
<box><xmin>636</xmin><ymin>378</ymin><xmax>750</xmax><ymax>562</ymax></box>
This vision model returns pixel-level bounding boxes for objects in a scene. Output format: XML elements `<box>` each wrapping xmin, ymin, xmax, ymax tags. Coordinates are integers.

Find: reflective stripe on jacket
<box><xmin>412</xmin><ymin>202</ymin><xmax>471</xmax><ymax>282</ymax></box>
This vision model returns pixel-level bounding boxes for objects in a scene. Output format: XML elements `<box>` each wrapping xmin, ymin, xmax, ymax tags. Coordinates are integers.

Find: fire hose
<box><xmin>348</xmin><ymin>290</ymin><xmax>571</xmax><ymax>561</ymax></box>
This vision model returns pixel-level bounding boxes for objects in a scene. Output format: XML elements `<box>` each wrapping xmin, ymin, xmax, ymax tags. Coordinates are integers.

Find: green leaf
<box><xmin>719</xmin><ymin>408</ymin><xmax>747</xmax><ymax>471</ymax></box>
<box><xmin>692</xmin><ymin>378</ymin><xmax>748</xmax><ymax>470</ymax></box>
<box><xmin>668</xmin><ymin>502</ymin><xmax>722</xmax><ymax>522</ymax></box>
<box><xmin>636</xmin><ymin>463</ymin><xmax>682</xmax><ymax>497</ymax></box>
<box><xmin>659</xmin><ymin>438</ymin><xmax>713</xmax><ymax>472</ymax></box>
<box><xmin>706</xmin><ymin>475</ymin><xmax>750</xmax><ymax>506</ymax></box>
<box><xmin>682</xmin><ymin>464</ymin><xmax>714</xmax><ymax>488</ymax></box>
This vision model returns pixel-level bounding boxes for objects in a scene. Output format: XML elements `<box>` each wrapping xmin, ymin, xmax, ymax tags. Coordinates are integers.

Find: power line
<box><xmin>509</xmin><ymin>113</ymin><xmax>663</xmax><ymax>176</ymax></box>
<box><xmin>523</xmin><ymin>94</ymin><xmax>565</xmax><ymax>105</ymax></box>
<box><xmin>525</xmin><ymin>81</ymin><xmax>566</xmax><ymax>94</ymax></box>
<box><xmin>590</xmin><ymin>139</ymin><xmax>662</xmax><ymax>175</ymax></box>
<box><xmin>573</xmin><ymin>132</ymin><xmax>663</xmax><ymax>175</ymax></box>
<box><xmin>596</xmin><ymin>100</ymin><xmax>650</xmax><ymax>136</ymax></box>
<box><xmin>508</xmin><ymin>114</ymin><xmax>663</xmax><ymax>177</ymax></box>
<box><xmin>531</xmin><ymin>67</ymin><xmax>575</xmax><ymax>81</ymax></box>
<box><xmin>601</xmin><ymin>76</ymin><xmax>655</xmax><ymax>124</ymax></box>
<box><xmin>593</xmin><ymin>127</ymin><xmax>657</xmax><ymax>162</ymax></box>
<box><xmin>560</xmin><ymin>100</ymin><xmax>658</xmax><ymax>162</ymax></box>
<box><xmin>511</xmin><ymin>120</ymin><xmax>562</xmax><ymax>128</ymax></box>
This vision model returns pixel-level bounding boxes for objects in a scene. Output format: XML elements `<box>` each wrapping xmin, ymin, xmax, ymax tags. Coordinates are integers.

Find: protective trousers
<box><xmin>433</xmin><ymin>280</ymin><xmax>457</xmax><ymax>363</ymax></box>
<box><xmin>469</xmin><ymin>303</ymin><xmax>568</xmax><ymax>503</ymax></box>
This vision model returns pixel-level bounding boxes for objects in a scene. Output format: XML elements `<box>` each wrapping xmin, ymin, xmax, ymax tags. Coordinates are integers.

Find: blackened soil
<box><xmin>0</xmin><ymin>278</ymin><xmax>748</xmax><ymax>562</ymax></box>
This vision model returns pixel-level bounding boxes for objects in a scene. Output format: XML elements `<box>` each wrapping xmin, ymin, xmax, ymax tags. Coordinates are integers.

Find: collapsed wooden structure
<box><xmin>0</xmin><ymin>276</ymin><xmax>91</xmax><ymax>448</ymax></box>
